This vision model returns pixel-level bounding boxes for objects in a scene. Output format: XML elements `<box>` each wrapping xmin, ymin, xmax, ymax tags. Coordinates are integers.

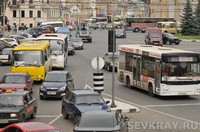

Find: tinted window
<box><xmin>0</xmin><ymin>95</ymin><xmax>24</xmax><ymax>106</ymax></box>
<box><xmin>76</xmin><ymin>95</ymin><xmax>104</xmax><ymax>104</ymax></box>
<box><xmin>45</xmin><ymin>73</ymin><xmax>66</xmax><ymax>82</ymax></box>
<box><xmin>3</xmin><ymin>75</ymin><xmax>26</xmax><ymax>84</ymax></box>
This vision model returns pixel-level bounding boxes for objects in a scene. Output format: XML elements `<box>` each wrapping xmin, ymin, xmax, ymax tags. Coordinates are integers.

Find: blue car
<box><xmin>61</xmin><ymin>89</ymin><xmax>110</xmax><ymax>124</ymax></box>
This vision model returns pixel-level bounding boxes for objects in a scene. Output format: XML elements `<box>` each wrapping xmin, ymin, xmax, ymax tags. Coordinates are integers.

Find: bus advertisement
<box><xmin>11</xmin><ymin>41</ymin><xmax>52</xmax><ymax>81</ymax></box>
<box><xmin>125</xmin><ymin>17</ymin><xmax>175</xmax><ymax>32</ymax></box>
<box><xmin>118</xmin><ymin>45</ymin><xmax>200</xmax><ymax>96</ymax></box>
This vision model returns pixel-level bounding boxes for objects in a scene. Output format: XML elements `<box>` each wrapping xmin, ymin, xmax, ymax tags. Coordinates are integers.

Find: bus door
<box><xmin>155</xmin><ymin>59</ymin><xmax>161</xmax><ymax>94</ymax></box>
<box><xmin>133</xmin><ymin>55</ymin><xmax>141</xmax><ymax>87</ymax></box>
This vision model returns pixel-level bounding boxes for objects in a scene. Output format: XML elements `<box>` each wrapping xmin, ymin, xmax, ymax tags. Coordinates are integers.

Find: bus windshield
<box><xmin>13</xmin><ymin>50</ymin><xmax>43</xmax><ymax>66</ymax></box>
<box><xmin>50</xmin><ymin>43</ymin><xmax>63</xmax><ymax>55</ymax></box>
<box><xmin>162</xmin><ymin>62</ymin><xmax>200</xmax><ymax>77</ymax></box>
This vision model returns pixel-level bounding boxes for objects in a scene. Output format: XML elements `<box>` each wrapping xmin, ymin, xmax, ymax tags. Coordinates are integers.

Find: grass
<box><xmin>175</xmin><ymin>34</ymin><xmax>200</xmax><ymax>40</ymax></box>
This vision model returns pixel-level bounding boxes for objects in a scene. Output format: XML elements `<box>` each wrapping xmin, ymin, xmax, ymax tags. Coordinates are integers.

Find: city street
<box><xmin>1</xmin><ymin>30</ymin><xmax>200</xmax><ymax>131</ymax></box>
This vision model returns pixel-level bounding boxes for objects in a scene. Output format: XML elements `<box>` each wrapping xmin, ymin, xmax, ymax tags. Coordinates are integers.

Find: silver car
<box><xmin>71</xmin><ymin>37</ymin><xmax>84</xmax><ymax>50</ymax></box>
<box><xmin>0</xmin><ymin>48</ymin><xmax>13</xmax><ymax>65</ymax></box>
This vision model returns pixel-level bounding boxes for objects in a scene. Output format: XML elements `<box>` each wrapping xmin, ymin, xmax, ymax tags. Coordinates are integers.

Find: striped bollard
<box><xmin>93</xmin><ymin>72</ymin><xmax>104</xmax><ymax>93</ymax></box>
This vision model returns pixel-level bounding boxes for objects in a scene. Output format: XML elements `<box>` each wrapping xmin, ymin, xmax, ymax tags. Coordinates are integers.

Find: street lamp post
<box><xmin>2</xmin><ymin>0</ymin><xmax>5</xmax><ymax>37</ymax></box>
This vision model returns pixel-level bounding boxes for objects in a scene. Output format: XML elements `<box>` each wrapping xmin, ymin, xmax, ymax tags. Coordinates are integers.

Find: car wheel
<box><xmin>62</xmin><ymin>107</ymin><xmax>69</xmax><ymax>119</ymax></box>
<box><xmin>126</xmin><ymin>77</ymin><xmax>131</xmax><ymax>88</ymax></box>
<box><xmin>30</xmin><ymin>108</ymin><xmax>37</xmax><ymax>119</ymax></box>
<box><xmin>148</xmin><ymin>84</ymin><xmax>154</xmax><ymax>96</ymax></box>
<box><xmin>40</xmin><ymin>95</ymin><xmax>45</xmax><ymax>100</ymax></box>
<box><xmin>20</xmin><ymin>115</ymin><xmax>26</xmax><ymax>122</ymax></box>
<box><xmin>166</xmin><ymin>40</ymin><xmax>171</xmax><ymax>45</ymax></box>
<box><xmin>175</xmin><ymin>42</ymin><xmax>180</xmax><ymax>45</ymax></box>
<box><xmin>106</xmin><ymin>65</ymin><xmax>110</xmax><ymax>72</ymax></box>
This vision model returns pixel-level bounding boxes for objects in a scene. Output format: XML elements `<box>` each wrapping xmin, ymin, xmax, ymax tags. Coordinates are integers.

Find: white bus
<box><xmin>118</xmin><ymin>45</ymin><xmax>200</xmax><ymax>96</ymax></box>
<box><xmin>37</xmin><ymin>34</ymin><xmax>68</xmax><ymax>69</ymax></box>
<box><xmin>40</xmin><ymin>21</ymin><xmax>64</xmax><ymax>31</ymax></box>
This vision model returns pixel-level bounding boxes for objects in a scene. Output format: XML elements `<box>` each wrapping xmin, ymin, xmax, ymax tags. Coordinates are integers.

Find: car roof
<box><xmin>0</xmin><ymin>90</ymin><xmax>30</xmax><ymax>96</ymax></box>
<box><xmin>71</xmin><ymin>89</ymin><xmax>99</xmax><ymax>95</ymax></box>
<box><xmin>1</xmin><ymin>48</ymin><xmax>13</xmax><ymax>51</ymax></box>
<box><xmin>10</xmin><ymin>122</ymin><xmax>58</xmax><ymax>131</ymax></box>
<box><xmin>5</xmin><ymin>72</ymin><xmax>27</xmax><ymax>76</ymax></box>
<box><xmin>47</xmin><ymin>70</ymin><xmax>69</xmax><ymax>74</ymax></box>
<box><xmin>76</xmin><ymin>110</ymin><xmax>117</xmax><ymax>129</ymax></box>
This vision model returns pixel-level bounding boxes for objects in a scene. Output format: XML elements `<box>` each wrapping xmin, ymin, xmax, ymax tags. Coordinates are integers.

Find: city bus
<box><xmin>157</xmin><ymin>21</ymin><xmax>181</xmax><ymax>34</ymax></box>
<box><xmin>125</xmin><ymin>17</ymin><xmax>175</xmax><ymax>32</ymax></box>
<box><xmin>11</xmin><ymin>41</ymin><xmax>52</xmax><ymax>81</ymax></box>
<box><xmin>40</xmin><ymin>21</ymin><xmax>64</xmax><ymax>31</ymax></box>
<box><xmin>37</xmin><ymin>34</ymin><xmax>68</xmax><ymax>69</ymax></box>
<box><xmin>118</xmin><ymin>45</ymin><xmax>200</xmax><ymax>96</ymax></box>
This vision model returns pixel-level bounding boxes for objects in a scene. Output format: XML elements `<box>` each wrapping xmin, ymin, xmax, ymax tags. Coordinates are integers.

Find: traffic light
<box><xmin>108</xmin><ymin>29</ymin><xmax>116</xmax><ymax>52</ymax></box>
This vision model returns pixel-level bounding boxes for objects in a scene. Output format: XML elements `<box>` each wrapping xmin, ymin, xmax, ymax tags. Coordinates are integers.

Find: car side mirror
<box><xmin>24</xmin><ymin>100</ymin><xmax>28</xmax><ymax>106</ymax></box>
<box><xmin>67</xmin><ymin>78</ymin><xmax>73</xmax><ymax>82</ymax></box>
<box><xmin>106</xmin><ymin>100</ymin><xmax>110</xmax><ymax>104</ymax></box>
<box><xmin>27</xmin><ymin>79</ymin><xmax>31</xmax><ymax>83</ymax></box>
<box><xmin>45</xmin><ymin>55</ymin><xmax>47</xmax><ymax>61</ymax></box>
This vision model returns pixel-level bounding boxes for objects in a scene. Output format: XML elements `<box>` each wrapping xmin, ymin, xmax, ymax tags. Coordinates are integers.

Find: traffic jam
<box><xmin>0</xmin><ymin>15</ymin><xmax>200</xmax><ymax>131</ymax></box>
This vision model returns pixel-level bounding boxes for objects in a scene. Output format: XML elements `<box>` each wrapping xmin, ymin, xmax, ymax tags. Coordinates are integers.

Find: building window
<box><xmin>47</xmin><ymin>0</ymin><xmax>49</xmax><ymax>4</ymax></box>
<box><xmin>29</xmin><ymin>11</ymin><xmax>33</xmax><ymax>18</ymax></box>
<box><xmin>29</xmin><ymin>23</ymin><xmax>33</xmax><ymax>28</ymax></box>
<box><xmin>21</xmin><ymin>10</ymin><xmax>25</xmax><ymax>18</ymax></box>
<box><xmin>13</xmin><ymin>10</ymin><xmax>17</xmax><ymax>17</ymax></box>
<box><xmin>37</xmin><ymin>11</ymin><xmax>41</xmax><ymax>18</ymax></box>
<box><xmin>21</xmin><ymin>0</ymin><xmax>25</xmax><ymax>3</ymax></box>
<box><xmin>29</xmin><ymin>0</ymin><xmax>33</xmax><ymax>4</ymax></box>
<box><xmin>12</xmin><ymin>0</ymin><xmax>17</xmax><ymax>5</ymax></box>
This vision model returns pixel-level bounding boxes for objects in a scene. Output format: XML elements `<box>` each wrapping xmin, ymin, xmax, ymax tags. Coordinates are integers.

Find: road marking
<box><xmin>144</xmin><ymin>103</ymin><xmax>200</xmax><ymax>108</ymax></box>
<box><xmin>49</xmin><ymin>114</ymin><xmax>62</xmax><ymax>124</ymax></box>
<box><xmin>36</xmin><ymin>115</ymin><xmax>59</xmax><ymax>118</ymax></box>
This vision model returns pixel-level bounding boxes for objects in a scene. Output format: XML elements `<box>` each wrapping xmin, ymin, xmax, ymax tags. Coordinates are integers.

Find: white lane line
<box><xmin>102</xmin><ymin>92</ymin><xmax>200</xmax><ymax>124</ymax></box>
<box><xmin>36</xmin><ymin>115</ymin><xmax>59</xmax><ymax>118</ymax></box>
<box><xmin>49</xmin><ymin>114</ymin><xmax>62</xmax><ymax>124</ymax></box>
<box><xmin>144</xmin><ymin>103</ymin><xmax>200</xmax><ymax>108</ymax></box>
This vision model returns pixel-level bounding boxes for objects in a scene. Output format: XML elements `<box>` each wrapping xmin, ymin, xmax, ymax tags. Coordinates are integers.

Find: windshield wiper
<box><xmin>77</xmin><ymin>103</ymin><xmax>90</xmax><ymax>105</ymax></box>
<box><xmin>89</xmin><ymin>102</ymin><xmax>103</xmax><ymax>105</ymax></box>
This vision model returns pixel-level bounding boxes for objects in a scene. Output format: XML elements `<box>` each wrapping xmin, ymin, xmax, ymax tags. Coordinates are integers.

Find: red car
<box><xmin>0</xmin><ymin>122</ymin><xmax>61</xmax><ymax>132</ymax></box>
<box><xmin>0</xmin><ymin>72</ymin><xmax>34</xmax><ymax>93</ymax></box>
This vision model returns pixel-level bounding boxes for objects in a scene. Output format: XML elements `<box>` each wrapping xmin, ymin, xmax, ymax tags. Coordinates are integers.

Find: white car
<box><xmin>0</xmin><ymin>38</ymin><xmax>18</xmax><ymax>47</ymax></box>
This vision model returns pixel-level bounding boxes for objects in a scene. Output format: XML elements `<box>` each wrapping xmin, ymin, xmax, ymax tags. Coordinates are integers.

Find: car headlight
<box><xmin>40</xmin><ymin>86</ymin><xmax>46</xmax><ymax>91</ymax></box>
<box><xmin>10</xmin><ymin>113</ymin><xmax>18</xmax><ymax>117</ymax></box>
<box><xmin>59</xmin><ymin>86</ymin><xmax>66</xmax><ymax>91</ymax></box>
<box><xmin>121</xmin><ymin>33</ymin><xmax>124</xmax><ymax>35</ymax></box>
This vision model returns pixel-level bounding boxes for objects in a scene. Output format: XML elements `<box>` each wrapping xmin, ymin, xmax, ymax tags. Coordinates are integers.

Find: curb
<box><xmin>180</xmin><ymin>39</ymin><xmax>200</xmax><ymax>42</ymax></box>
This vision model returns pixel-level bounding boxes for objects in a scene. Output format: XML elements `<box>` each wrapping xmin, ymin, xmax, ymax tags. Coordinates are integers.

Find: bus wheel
<box><xmin>148</xmin><ymin>84</ymin><xmax>154</xmax><ymax>96</ymax></box>
<box><xmin>134</xmin><ymin>28</ymin><xmax>140</xmax><ymax>32</ymax></box>
<box><xmin>126</xmin><ymin>77</ymin><xmax>130</xmax><ymax>88</ymax></box>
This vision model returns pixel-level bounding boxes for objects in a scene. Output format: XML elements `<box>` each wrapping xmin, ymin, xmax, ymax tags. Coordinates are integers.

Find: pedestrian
<box><xmin>7</xmin><ymin>24</ymin><xmax>11</xmax><ymax>32</ymax></box>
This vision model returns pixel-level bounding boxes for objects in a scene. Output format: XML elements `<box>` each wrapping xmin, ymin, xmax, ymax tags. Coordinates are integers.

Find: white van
<box><xmin>37</xmin><ymin>34</ymin><xmax>68</xmax><ymax>69</ymax></box>
<box><xmin>40</xmin><ymin>21</ymin><xmax>64</xmax><ymax>31</ymax></box>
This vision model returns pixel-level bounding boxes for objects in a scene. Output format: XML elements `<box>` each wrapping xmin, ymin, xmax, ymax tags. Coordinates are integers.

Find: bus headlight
<box><xmin>10</xmin><ymin>113</ymin><xmax>18</xmax><ymax>117</ymax></box>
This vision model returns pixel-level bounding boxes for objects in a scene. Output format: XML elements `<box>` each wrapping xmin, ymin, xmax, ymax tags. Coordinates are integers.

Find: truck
<box><xmin>76</xmin><ymin>24</ymin><xmax>92</xmax><ymax>43</ymax></box>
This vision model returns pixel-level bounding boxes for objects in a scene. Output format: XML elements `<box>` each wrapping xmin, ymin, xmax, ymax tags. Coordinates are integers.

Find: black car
<box><xmin>162</xmin><ymin>32</ymin><xmax>181</xmax><ymax>45</ymax></box>
<box><xmin>68</xmin><ymin>40</ymin><xmax>75</xmax><ymax>55</ymax></box>
<box><xmin>74</xmin><ymin>110</ymin><xmax>129</xmax><ymax>132</ymax></box>
<box><xmin>39</xmin><ymin>71</ymin><xmax>74</xmax><ymax>99</ymax></box>
<box><xmin>0</xmin><ymin>90</ymin><xmax>37</xmax><ymax>123</ymax></box>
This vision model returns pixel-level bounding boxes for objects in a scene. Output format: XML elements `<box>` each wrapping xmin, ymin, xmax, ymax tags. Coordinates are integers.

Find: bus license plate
<box><xmin>47</xmin><ymin>91</ymin><xmax>56</xmax><ymax>95</ymax></box>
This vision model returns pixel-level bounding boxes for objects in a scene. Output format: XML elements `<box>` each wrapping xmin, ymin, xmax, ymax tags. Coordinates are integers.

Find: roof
<box><xmin>0</xmin><ymin>90</ymin><xmax>29</xmax><ymax>96</ymax></box>
<box><xmin>13</xmin><ymin>41</ymin><xmax>49</xmax><ymax>51</ymax></box>
<box><xmin>72</xmin><ymin>89</ymin><xmax>99</xmax><ymax>95</ymax></box>
<box><xmin>47</xmin><ymin>70</ymin><xmax>69</xmax><ymax>74</ymax></box>
<box><xmin>5</xmin><ymin>72</ymin><xmax>27</xmax><ymax>76</ymax></box>
<box><xmin>11</xmin><ymin>122</ymin><xmax>58</xmax><ymax>131</ymax></box>
<box><xmin>118</xmin><ymin>45</ymin><xmax>196</xmax><ymax>59</ymax></box>
<box><xmin>38</xmin><ymin>33</ymin><xmax>68</xmax><ymax>39</ymax></box>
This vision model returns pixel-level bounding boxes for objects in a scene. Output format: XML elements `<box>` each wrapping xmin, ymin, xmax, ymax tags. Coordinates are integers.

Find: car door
<box><xmin>66</xmin><ymin>73</ymin><xmax>74</xmax><ymax>91</ymax></box>
<box><xmin>117</xmin><ymin>112</ymin><xmax>128</xmax><ymax>132</ymax></box>
<box><xmin>25</xmin><ymin>93</ymin><xmax>36</xmax><ymax>117</ymax></box>
<box><xmin>65</xmin><ymin>93</ymin><xmax>76</xmax><ymax>118</ymax></box>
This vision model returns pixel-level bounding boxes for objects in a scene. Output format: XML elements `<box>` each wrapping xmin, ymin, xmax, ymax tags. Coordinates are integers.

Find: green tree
<box><xmin>180</xmin><ymin>0</ymin><xmax>195</xmax><ymax>35</ymax></box>
<box><xmin>193</xmin><ymin>0</ymin><xmax>200</xmax><ymax>35</ymax></box>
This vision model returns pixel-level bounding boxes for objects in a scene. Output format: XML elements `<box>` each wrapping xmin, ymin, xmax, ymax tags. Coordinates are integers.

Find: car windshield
<box><xmin>1</xmin><ymin>49</ymin><xmax>11</xmax><ymax>55</ymax></box>
<box><xmin>3</xmin><ymin>75</ymin><xmax>26</xmax><ymax>84</ymax></box>
<box><xmin>45</xmin><ymin>73</ymin><xmax>66</xmax><ymax>82</ymax></box>
<box><xmin>76</xmin><ymin>95</ymin><xmax>104</xmax><ymax>104</ymax></box>
<box><xmin>72</xmin><ymin>38</ymin><xmax>82</xmax><ymax>42</ymax></box>
<box><xmin>116</xmin><ymin>29</ymin><xmax>124</xmax><ymax>33</ymax></box>
<box><xmin>50</xmin><ymin>43</ymin><xmax>63</xmax><ymax>55</ymax></box>
<box><xmin>149</xmin><ymin>33</ymin><xmax>162</xmax><ymax>38</ymax></box>
<box><xmin>0</xmin><ymin>95</ymin><xmax>24</xmax><ymax>106</ymax></box>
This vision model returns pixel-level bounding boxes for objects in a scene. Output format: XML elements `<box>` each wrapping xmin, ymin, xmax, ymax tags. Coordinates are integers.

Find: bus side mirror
<box><xmin>45</xmin><ymin>55</ymin><xmax>47</xmax><ymax>61</ymax></box>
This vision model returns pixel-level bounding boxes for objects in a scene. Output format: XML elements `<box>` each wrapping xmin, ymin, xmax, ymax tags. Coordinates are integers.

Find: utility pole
<box><xmin>18</xmin><ymin>0</ymin><xmax>21</xmax><ymax>27</ymax></box>
<box><xmin>76</xmin><ymin>0</ymin><xmax>78</xmax><ymax>26</ymax></box>
<box><xmin>2</xmin><ymin>0</ymin><xmax>5</xmax><ymax>37</ymax></box>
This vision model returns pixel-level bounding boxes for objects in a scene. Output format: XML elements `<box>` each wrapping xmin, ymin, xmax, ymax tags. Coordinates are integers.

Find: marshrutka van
<box><xmin>11</xmin><ymin>41</ymin><xmax>52</xmax><ymax>81</ymax></box>
<box><xmin>37</xmin><ymin>34</ymin><xmax>68</xmax><ymax>69</ymax></box>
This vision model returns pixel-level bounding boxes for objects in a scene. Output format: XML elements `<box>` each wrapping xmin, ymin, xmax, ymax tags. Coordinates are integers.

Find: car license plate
<box><xmin>178</xmin><ymin>93</ymin><xmax>187</xmax><ymax>95</ymax></box>
<box><xmin>47</xmin><ymin>91</ymin><xmax>56</xmax><ymax>95</ymax></box>
<box><xmin>0</xmin><ymin>119</ymin><xmax>8</xmax><ymax>123</ymax></box>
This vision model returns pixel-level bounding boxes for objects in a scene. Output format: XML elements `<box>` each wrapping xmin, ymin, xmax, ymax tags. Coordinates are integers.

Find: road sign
<box><xmin>91</xmin><ymin>56</ymin><xmax>105</xmax><ymax>70</ymax></box>
<box><xmin>70</xmin><ymin>5</ymin><xmax>80</xmax><ymax>13</ymax></box>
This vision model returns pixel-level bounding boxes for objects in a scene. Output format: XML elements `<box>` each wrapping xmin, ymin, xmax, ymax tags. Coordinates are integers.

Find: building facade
<box><xmin>150</xmin><ymin>0</ymin><xmax>198</xmax><ymax>21</ymax></box>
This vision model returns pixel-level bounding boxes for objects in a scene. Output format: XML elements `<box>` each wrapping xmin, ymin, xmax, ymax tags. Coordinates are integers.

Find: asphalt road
<box><xmin>1</xmin><ymin>30</ymin><xmax>200</xmax><ymax>132</ymax></box>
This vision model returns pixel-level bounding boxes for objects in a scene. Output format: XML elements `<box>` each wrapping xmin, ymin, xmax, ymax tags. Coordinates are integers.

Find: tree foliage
<box><xmin>180</xmin><ymin>0</ymin><xmax>195</xmax><ymax>35</ymax></box>
<box><xmin>193</xmin><ymin>0</ymin><xmax>200</xmax><ymax>35</ymax></box>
